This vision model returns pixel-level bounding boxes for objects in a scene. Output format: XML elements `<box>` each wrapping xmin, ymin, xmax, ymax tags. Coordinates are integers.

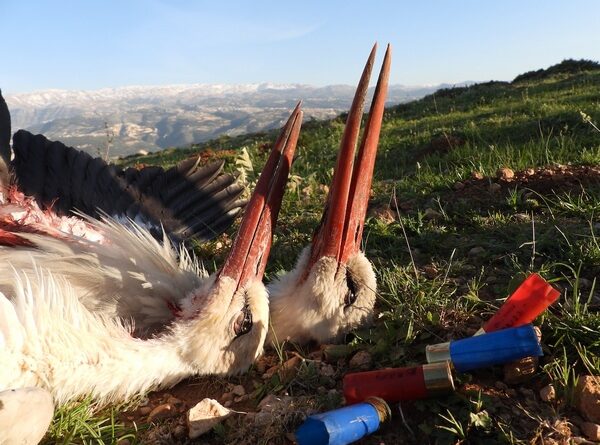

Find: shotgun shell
<box><xmin>426</xmin><ymin>324</ymin><xmax>543</xmax><ymax>373</ymax></box>
<box><xmin>343</xmin><ymin>362</ymin><xmax>454</xmax><ymax>404</ymax></box>
<box><xmin>295</xmin><ymin>397</ymin><xmax>390</xmax><ymax>445</ymax></box>
<box><xmin>479</xmin><ymin>273</ymin><xmax>559</xmax><ymax>334</ymax></box>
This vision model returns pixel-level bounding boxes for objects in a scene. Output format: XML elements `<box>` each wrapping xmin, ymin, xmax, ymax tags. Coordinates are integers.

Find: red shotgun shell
<box><xmin>343</xmin><ymin>362</ymin><xmax>454</xmax><ymax>404</ymax></box>
<box><xmin>482</xmin><ymin>273</ymin><xmax>560</xmax><ymax>333</ymax></box>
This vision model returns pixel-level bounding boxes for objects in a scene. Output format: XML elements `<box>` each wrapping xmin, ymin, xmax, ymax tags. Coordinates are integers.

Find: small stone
<box><xmin>231</xmin><ymin>385</ymin><xmax>246</xmax><ymax>397</ymax></box>
<box><xmin>138</xmin><ymin>406</ymin><xmax>152</xmax><ymax>416</ymax></box>
<box><xmin>234</xmin><ymin>395</ymin><xmax>249</xmax><ymax>403</ymax></box>
<box><xmin>319</xmin><ymin>363</ymin><xmax>336</xmax><ymax>378</ymax></box>
<box><xmin>224</xmin><ymin>400</ymin><xmax>232</xmax><ymax>407</ymax></box>
<box><xmin>489</xmin><ymin>182</ymin><xmax>502</xmax><ymax>193</ymax></box>
<box><xmin>471</xmin><ymin>171</ymin><xmax>484</xmax><ymax>180</ymax></box>
<box><xmin>349</xmin><ymin>350</ymin><xmax>372</xmax><ymax>369</ymax></box>
<box><xmin>166</xmin><ymin>396</ymin><xmax>184</xmax><ymax>410</ymax></box>
<box><xmin>148</xmin><ymin>403</ymin><xmax>175</xmax><ymax>422</ymax></box>
<box><xmin>497</xmin><ymin>167</ymin><xmax>515</xmax><ymax>180</ymax></box>
<box><xmin>424</xmin><ymin>208</ymin><xmax>443</xmax><ymax>221</ymax></box>
<box><xmin>540</xmin><ymin>384</ymin><xmax>556</xmax><ymax>402</ymax></box>
<box><xmin>221</xmin><ymin>392</ymin><xmax>233</xmax><ymax>402</ymax></box>
<box><xmin>187</xmin><ymin>398</ymin><xmax>232</xmax><ymax>439</ymax></box>
<box><xmin>525</xmin><ymin>168</ymin><xmax>536</xmax><ymax>176</ymax></box>
<box><xmin>468</xmin><ymin>246</ymin><xmax>486</xmax><ymax>257</ymax></box>
<box><xmin>581</xmin><ymin>422</ymin><xmax>600</xmax><ymax>441</ymax></box>
<box><xmin>453</xmin><ymin>181</ymin><xmax>465</xmax><ymax>191</ymax></box>
<box><xmin>262</xmin><ymin>365</ymin><xmax>278</xmax><ymax>380</ymax></box>
<box><xmin>576</xmin><ymin>375</ymin><xmax>600</xmax><ymax>423</ymax></box>
<box><xmin>278</xmin><ymin>355</ymin><xmax>303</xmax><ymax>383</ymax></box>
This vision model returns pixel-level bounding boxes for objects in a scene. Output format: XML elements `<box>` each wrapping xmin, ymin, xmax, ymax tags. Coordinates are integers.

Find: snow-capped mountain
<box><xmin>4</xmin><ymin>82</ymin><xmax>465</xmax><ymax>157</ymax></box>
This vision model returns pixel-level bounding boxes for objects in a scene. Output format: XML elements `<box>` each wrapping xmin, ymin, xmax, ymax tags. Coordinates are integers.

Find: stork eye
<box><xmin>234</xmin><ymin>305</ymin><xmax>253</xmax><ymax>337</ymax></box>
<box><xmin>344</xmin><ymin>269</ymin><xmax>358</xmax><ymax>308</ymax></box>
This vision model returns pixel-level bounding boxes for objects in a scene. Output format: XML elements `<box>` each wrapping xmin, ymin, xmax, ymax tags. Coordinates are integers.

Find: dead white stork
<box><xmin>0</xmin><ymin>103</ymin><xmax>302</xmax><ymax>408</ymax></box>
<box><xmin>267</xmin><ymin>44</ymin><xmax>391</xmax><ymax>344</ymax></box>
<box><xmin>1</xmin><ymin>45</ymin><xmax>392</xmax><ymax>350</ymax></box>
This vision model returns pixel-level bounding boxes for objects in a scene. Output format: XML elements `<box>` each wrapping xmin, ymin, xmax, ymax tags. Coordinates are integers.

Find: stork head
<box><xmin>175</xmin><ymin>105</ymin><xmax>302</xmax><ymax>374</ymax></box>
<box><xmin>268</xmin><ymin>44</ymin><xmax>391</xmax><ymax>345</ymax></box>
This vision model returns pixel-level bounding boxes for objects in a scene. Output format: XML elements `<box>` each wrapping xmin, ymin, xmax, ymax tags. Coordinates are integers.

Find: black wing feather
<box><xmin>10</xmin><ymin>130</ymin><xmax>245</xmax><ymax>242</ymax></box>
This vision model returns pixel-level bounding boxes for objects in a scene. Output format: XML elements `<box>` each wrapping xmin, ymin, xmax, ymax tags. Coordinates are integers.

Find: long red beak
<box><xmin>307</xmin><ymin>43</ymin><xmax>391</xmax><ymax>273</ymax></box>
<box><xmin>218</xmin><ymin>103</ymin><xmax>303</xmax><ymax>290</ymax></box>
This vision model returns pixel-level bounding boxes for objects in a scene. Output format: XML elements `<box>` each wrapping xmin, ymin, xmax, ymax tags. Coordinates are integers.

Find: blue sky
<box><xmin>2</xmin><ymin>0</ymin><xmax>599</xmax><ymax>93</ymax></box>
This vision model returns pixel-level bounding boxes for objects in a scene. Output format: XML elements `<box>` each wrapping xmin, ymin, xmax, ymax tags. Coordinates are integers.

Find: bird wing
<box><xmin>0</xmin><ymin>90</ymin><xmax>10</xmax><ymax>188</ymax></box>
<box><xmin>0</xmin><ymin>89</ymin><xmax>10</xmax><ymax>165</ymax></box>
<box><xmin>10</xmin><ymin>129</ymin><xmax>246</xmax><ymax>243</ymax></box>
<box><xmin>0</xmin><ymin>215</ymin><xmax>207</xmax><ymax>337</ymax></box>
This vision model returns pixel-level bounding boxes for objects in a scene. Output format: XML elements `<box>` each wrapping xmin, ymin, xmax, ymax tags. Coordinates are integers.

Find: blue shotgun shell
<box><xmin>295</xmin><ymin>397</ymin><xmax>390</xmax><ymax>445</ymax></box>
<box><xmin>449</xmin><ymin>324</ymin><xmax>542</xmax><ymax>372</ymax></box>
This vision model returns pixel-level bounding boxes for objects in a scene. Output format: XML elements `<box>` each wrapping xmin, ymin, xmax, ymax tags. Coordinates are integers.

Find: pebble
<box><xmin>497</xmin><ymin>167</ymin><xmax>515</xmax><ymax>180</ymax></box>
<box><xmin>319</xmin><ymin>363</ymin><xmax>336</xmax><ymax>378</ymax></box>
<box><xmin>232</xmin><ymin>384</ymin><xmax>246</xmax><ymax>397</ymax></box>
<box><xmin>471</xmin><ymin>171</ymin><xmax>484</xmax><ymax>180</ymax></box>
<box><xmin>576</xmin><ymin>375</ymin><xmax>600</xmax><ymax>423</ymax></box>
<box><xmin>525</xmin><ymin>168</ymin><xmax>536</xmax><ymax>176</ymax></box>
<box><xmin>278</xmin><ymin>355</ymin><xmax>303</xmax><ymax>382</ymax></box>
<box><xmin>166</xmin><ymin>396</ymin><xmax>184</xmax><ymax>410</ymax></box>
<box><xmin>581</xmin><ymin>422</ymin><xmax>600</xmax><ymax>441</ymax></box>
<box><xmin>138</xmin><ymin>406</ymin><xmax>152</xmax><ymax>416</ymax></box>
<box><xmin>540</xmin><ymin>384</ymin><xmax>556</xmax><ymax>402</ymax></box>
<box><xmin>187</xmin><ymin>398</ymin><xmax>232</xmax><ymax>439</ymax></box>
<box><xmin>349</xmin><ymin>350</ymin><xmax>372</xmax><ymax>369</ymax></box>
<box><xmin>148</xmin><ymin>403</ymin><xmax>175</xmax><ymax>422</ymax></box>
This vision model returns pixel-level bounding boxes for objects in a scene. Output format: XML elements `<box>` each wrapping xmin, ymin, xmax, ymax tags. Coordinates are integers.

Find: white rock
<box><xmin>187</xmin><ymin>398</ymin><xmax>232</xmax><ymax>439</ymax></box>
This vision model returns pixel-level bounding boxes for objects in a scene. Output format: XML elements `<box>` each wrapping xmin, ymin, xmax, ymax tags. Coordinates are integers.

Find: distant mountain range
<box><xmin>4</xmin><ymin>82</ymin><xmax>471</xmax><ymax>157</ymax></box>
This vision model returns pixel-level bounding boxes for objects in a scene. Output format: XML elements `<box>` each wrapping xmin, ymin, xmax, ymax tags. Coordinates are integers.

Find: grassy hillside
<box><xmin>47</xmin><ymin>61</ymin><xmax>600</xmax><ymax>444</ymax></box>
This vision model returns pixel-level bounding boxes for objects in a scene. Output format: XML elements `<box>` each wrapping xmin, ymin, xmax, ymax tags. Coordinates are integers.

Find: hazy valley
<box><xmin>4</xmin><ymin>82</ymin><xmax>467</xmax><ymax>157</ymax></box>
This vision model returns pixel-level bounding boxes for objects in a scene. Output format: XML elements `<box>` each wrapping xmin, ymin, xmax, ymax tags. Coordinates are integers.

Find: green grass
<box><xmin>45</xmin><ymin>60</ymin><xmax>600</xmax><ymax>444</ymax></box>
